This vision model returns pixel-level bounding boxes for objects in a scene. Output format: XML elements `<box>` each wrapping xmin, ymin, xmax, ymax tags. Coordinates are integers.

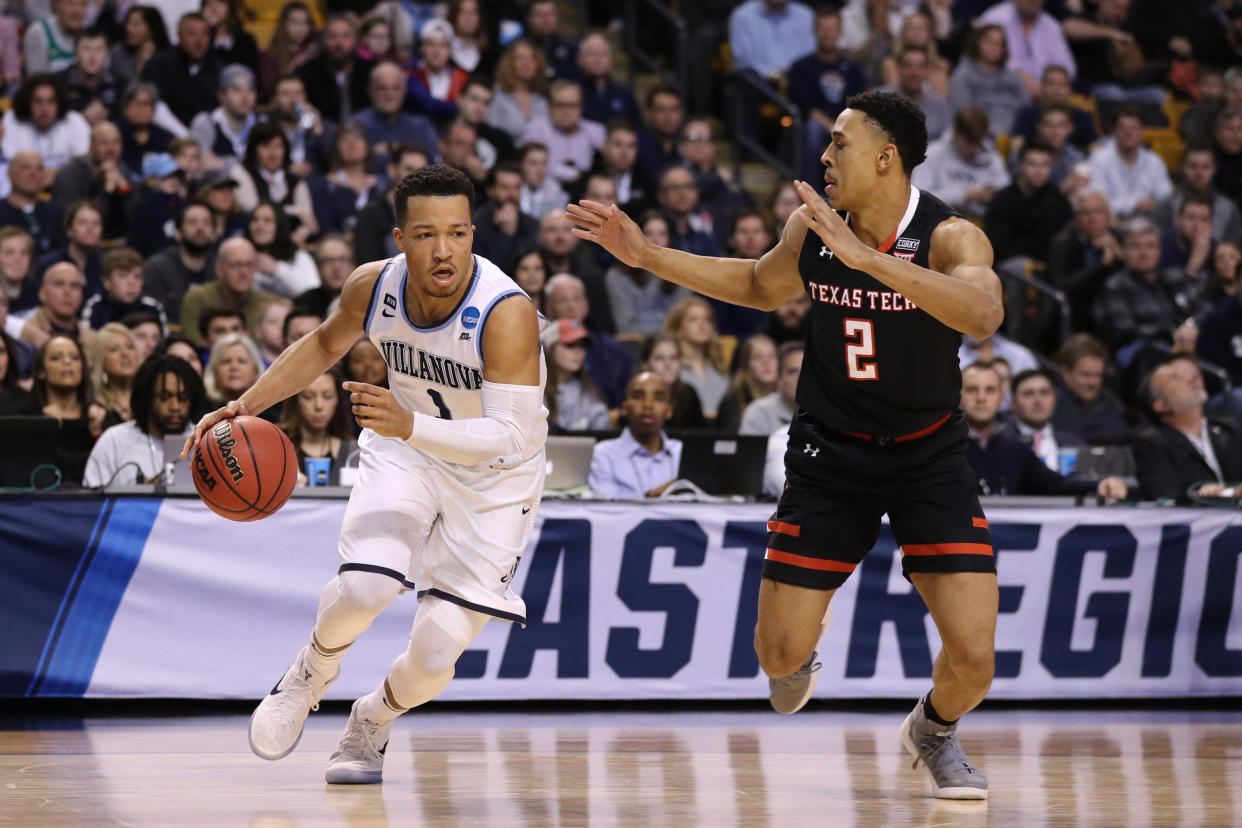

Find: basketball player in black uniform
<box><xmin>568</xmin><ymin>90</ymin><xmax>1002</xmax><ymax>799</ymax></box>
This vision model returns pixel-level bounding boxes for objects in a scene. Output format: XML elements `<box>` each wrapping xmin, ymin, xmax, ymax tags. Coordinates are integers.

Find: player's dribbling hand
<box><xmin>181</xmin><ymin>400</ymin><xmax>249</xmax><ymax>459</ymax></box>
<box><xmin>792</xmin><ymin>180</ymin><xmax>870</xmax><ymax>269</ymax></box>
<box><xmin>567</xmin><ymin>200</ymin><xmax>647</xmax><ymax>268</ymax></box>
<box><xmin>344</xmin><ymin>381</ymin><xmax>415</xmax><ymax>439</ymax></box>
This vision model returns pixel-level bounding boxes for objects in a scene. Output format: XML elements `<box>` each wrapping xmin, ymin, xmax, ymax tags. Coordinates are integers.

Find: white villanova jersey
<box><xmin>363</xmin><ymin>252</ymin><xmax>548</xmax><ymax>461</ymax></box>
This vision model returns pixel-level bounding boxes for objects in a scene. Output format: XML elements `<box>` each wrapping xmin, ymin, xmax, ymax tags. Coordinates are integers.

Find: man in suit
<box><xmin>962</xmin><ymin>361</ymin><xmax>1126</xmax><ymax>498</ymax></box>
<box><xmin>1009</xmin><ymin>368</ymin><xmax>1084</xmax><ymax>470</ymax></box>
<box><xmin>1132</xmin><ymin>354</ymin><xmax>1242</xmax><ymax>503</ymax></box>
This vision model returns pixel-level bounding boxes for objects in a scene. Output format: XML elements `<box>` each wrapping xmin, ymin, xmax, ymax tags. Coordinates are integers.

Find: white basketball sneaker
<box><xmin>248</xmin><ymin>645</ymin><xmax>338</xmax><ymax>760</ymax></box>
<box><xmin>324</xmin><ymin>698</ymin><xmax>393</xmax><ymax>784</ymax></box>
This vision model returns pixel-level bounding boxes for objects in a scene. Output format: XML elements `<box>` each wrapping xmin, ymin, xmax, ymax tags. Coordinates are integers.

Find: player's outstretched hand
<box><xmin>792</xmin><ymin>180</ymin><xmax>870</xmax><ymax>268</ymax></box>
<box><xmin>344</xmin><ymin>381</ymin><xmax>414</xmax><ymax>439</ymax></box>
<box><xmin>181</xmin><ymin>400</ymin><xmax>249</xmax><ymax>459</ymax></box>
<box><xmin>567</xmin><ymin>200</ymin><xmax>646</xmax><ymax>268</ymax></box>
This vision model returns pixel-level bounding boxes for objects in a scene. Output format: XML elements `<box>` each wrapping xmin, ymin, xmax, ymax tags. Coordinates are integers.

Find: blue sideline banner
<box><xmin>1</xmin><ymin>496</ymin><xmax>1240</xmax><ymax>699</ymax></box>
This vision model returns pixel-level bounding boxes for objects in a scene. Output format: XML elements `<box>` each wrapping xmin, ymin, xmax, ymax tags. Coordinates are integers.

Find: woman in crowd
<box><xmin>117</xmin><ymin>81</ymin><xmax>174</xmax><ymax>173</ymax></box>
<box><xmin>31</xmin><ymin>334</ymin><xmax>106</xmax><ymax>484</ymax></box>
<box><xmin>203</xmin><ymin>332</ymin><xmax>264</xmax><ymax>408</ymax></box>
<box><xmin>246</xmin><ymin>201</ymin><xmax>319</xmax><ymax>297</ymax></box>
<box><xmin>406</xmin><ymin>19</ymin><xmax>469</xmax><ymax>121</ymax></box>
<box><xmin>447</xmin><ymin>0</ymin><xmax>494</xmax><ymax>74</ymax></box>
<box><xmin>604</xmin><ymin>212</ymin><xmax>690</xmax><ymax>336</ymax></box>
<box><xmin>254</xmin><ymin>299</ymin><xmax>289</xmax><ymax>367</ymax></box>
<box><xmin>356</xmin><ymin>16</ymin><xmax>395</xmax><ymax>62</ymax></box>
<box><xmin>110</xmin><ymin>6</ymin><xmax>170</xmax><ymax>82</ymax></box>
<box><xmin>203</xmin><ymin>0</ymin><xmax>260</xmax><ymax>75</ymax></box>
<box><xmin>309</xmin><ymin>122</ymin><xmax>381</xmax><ymax>235</ymax></box>
<box><xmin>948</xmin><ymin>24</ymin><xmax>1028</xmax><ymax>136</ymax></box>
<box><xmin>154</xmin><ymin>333</ymin><xmax>204</xmax><ymax>375</ymax></box>
<box><xmin>544</xmin><ymin>320</ymin><xmax>610</xmax><ymax>432</ymax></box>
<box><xmin>89</xmin><ymin>321</ymin><xmax>140</xmax><ymax>429</ymax></box>
<box><xmin>231</xmin><ymin>121</ymin><xmax>318</xmax><ymax>241</ymax></box>
<box><xmin>767</xmin><ymin>181</ymin><xmax>801</xmax><ymax>230</ymax></box>
<box><xmin>1206</xmin><ymin>240</ymin><xmax>1242</xmax><ymax>306</ymax></box>
<box><xmin>260</xmin><ymin>1</ymin><xmax>318</xmax><ymax>96</ymax></box>
<box><xmin>0</xmin><ymin>332</ymin><xmax>32</xmax><ymax>415</ymax></box>
<box><xmin>278</xmin><ymin>369</ymin><xmax>357</xmax><ymax>485</ymax></box>
<box><xmin>715</xmin><ymin>333</ymin><xmax>778</xmax><ymax>433</ymax></box>
<box><xmin>641</xmin><ymin>331</ymin><xmax>705</xmax><ymax>430</ymax></box>
<box><xmin>486</xmin><ymin>38</ymin><xmax>549</xmax><ymax>142</ymax></box>
<box><xmin>662</xmin><ymin>296</ymin><xmax>729</xmax><ymax>420</ymax></box>
<box><xmin>511</xmin><ymin>248</ymin><xmax>547</xmax><ymax>313</ymax></box>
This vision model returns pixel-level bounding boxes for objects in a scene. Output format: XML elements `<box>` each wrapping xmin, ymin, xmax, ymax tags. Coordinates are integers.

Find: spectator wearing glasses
<box><xmin>179</xmin><ymin>237</ymin><xmax>279</xmax><ymax>348</ymax></box>
<box><xmin>294</xmin><ymin>235</ymin><xmax>355</xmax><ymax>318</ymax></box>
<box><xmin>518</xmin><ymin>80</ymin><xmax>605</xmax><ymax>188</ymax></box>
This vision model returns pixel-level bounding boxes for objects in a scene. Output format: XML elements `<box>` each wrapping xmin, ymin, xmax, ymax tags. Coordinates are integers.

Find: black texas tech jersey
<box><xmin>795</xmin><ymin>187</ymin><xmax>965</xmax><ymax>438</ymax></box>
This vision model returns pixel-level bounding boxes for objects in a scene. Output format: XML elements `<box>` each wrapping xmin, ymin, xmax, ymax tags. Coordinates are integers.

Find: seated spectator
<box><xmin>961</xmin><ymin>361</ymin><xmax>1126</xmax><ymax>498</ymax></box>
<box><xmin>740</xmin><ymin>340</ymin><xmax>802</xmax><ymax>436</ymax></box>
<box><xmin>1</xmin><ymin>75</ymin><xmax>90</xmax><ymax>181</ymax></box>
<box><xmin>543</xmin><ymin>318</ymin><xmax>610</xmax><ymax>432</ymax></box>
<box><xmin>81</xmin><ymin>247</ymin><xmax>167</xmax><ymax>331</ymax></box>
<box><xmin>111</xmin><ymin>6</ymin><xmax>170</xmax><ymax>83</ymax></box>
<box><xmin>545</xmin><ymin>272</ymin><xmax>630</xmax><ymax>407</ymax></box>
<box><xmin>761</xmin><ymin>291</ymin><xmax>811</xmax><ymax>345</ymax></box>
<box><xmin>664</xmin><ymin>296</ymin><xmax>729</xmax><ymax>419</ymax></box>
<box><xmin>52</xmin><ymin>122</ymin><xmax>134</xmax><ymax>241</ymax></box>
<box><xmin>354</xmin><ymin>144</ymin><xmax>428</xmax><ymax>264</ymax></box>
<box><xmin>577</xmin><ymin>34</ymin><xmax>641</xmax><ymax>128</ymax></box>
<box><xmin>1094</xmin><ymin>219</ymin><xmax>1203</xmax><ymax>351</ymax></box>
<box><xmin>203</xmin><ymin>331</ymin><xmax>263</xmax><ymax>406</ymax></box>
<box><xmin>518</xmin><ymin>80</ymin><xmax>604</xmax><ymax>189</ymax></box>
<box><xmin>296</xmin><ymin>235</ymin><xmax>355</xmax><ymax>318</ymax></box>
<box><xmin>604</xmin><ymin>212</ymin><xmax>690</xmax><ymax>337</ymax></box>
<box><xmin>282</xmin><ymin>306</ymin><xmax>323</xmax><ymax>350</ymax></box>
<box><xmin>296</xmin><ymin>13</ymin><xmax>373</xmax><ymax>125</ymax></box>
<box><xmin>485</xmin><ymin>38</ymin><xmax>549</xmax><ymax>143</ymax></box>
<box><xmin>0</xmin><ymin>154</ymin><xmax>64</xmax><ymax>260</ymax></box>
<box><xmin>343</xmin><ymin>335</ymin><xmax>386</xmax><ymax>392</ymax></box>
<box><xmin>1179</xmin><ymin>66</ymin><xmax>1231</xmax><ymax>148</ymax></box>
<box><xmin>57</xmin><ymin>27</ymin><xmax>124</xmax><ymax>125</ymax></box>
<box><xmin>0</xmin><ymin>332</ymin><xmax>33</xmax><ymax>415</ymax></box>
<box><xmin>717</xmin><ymin>334</ymin><xmax>778</xmax><ymax>433</ymax></box>
<box><xmin>1048</xmin><ymin>190</ymin><xmax>1124</xmax><ymax>331</ymax></box>
<box><xmin>125</xmin><ymin>155</ymin><xmax>188</xmax><ymax>262</ymax></box>
<box><xmin>1087</xmin><ymin>106</ymin><xmax>1172</xmax><ymax>217</ymax></box>
<box><xmin>230</xmin><ymin>121</ymin><xmax>318</xmax><ymax>241</ymax></box>
<box><xmin>259</xmin><ymin>1</ymin><xmax>318</xmax><ymax>96</ymax></box>
<box><xmin>978</xmin><ymin>0</ymin><xmax>1077</xmax><ymax>98</ymax></box>
<box><xmin>913</xmin><ymin>107</ymin><xmax>1009</xmax><ymax>220</ymax></box>
<box><xmin>352</xmin><ymin>62</ymin><xmax>440</xmax><ymax>168</ymax></box>
<box><xmin>1009</xmin><ymin>368</ymin><xmax>1085</xmax><ymax>470</ymax></box>
<box><xmin>984</xmin><ymin>140</ymin><xmax>1071</xmax><ymax>262</ymax></box>
<box><xmin>1063</xmin><ymin>0</ymin><xmax>1163</xmax><ymax>106</ymax></box>
<box><xmin>309</xmin><ymin>123</ymin><xmax>382</xmax><ymax>237</ymax></box>
<box><xmin>659</xmin><ymin>166</ymin><xmax>720</xmax><ymax>260</ymax></box>
<box><xmin>23</xmin><ymin>0</ymin><xmax>86</xmax><ymax>75</ymax></box>
<box><xmin>254</xmin><ymin>299</ymin><xmax>288</xmax><ymax>367</ymax></box>
<box><xmin>203</xmin><ymin>0</ymin><xmax>260</xmax><ymax>77</ymax></box>
<box><xmin>727</xmin><ymin>0</ymin><xmax>814</xmax><ymax>81</ymax></box>
<box><xmin>269</xmin><ymin>74</ymin><xmax>331</xmax><ymax>180</ymax></box>
<box><xmin>637</xmin><ymin>86</ymin><xmax>685</xmax><ymax>179</ymax></box>
<box><xmin>641</xmin><ymin>331</ymin><xmax>705</xmax><ymax>429</ymax></box>
<box><xmin>32</xmin><ymin>335</ymin><xmax>109</xmax><ymax>483</ymax></box>
<box><xmin>154</xmin><ymin>332</ymin><xmax>205</xmax><ymax>375</ymax></box>
<box><xmin>1133</xmin><ymin>354</ymin><xmax>1242</xmax><ymax>503</ymax></box>
<box><xmin>34</xmin><ymin>200</ymin><xmax>104</xmax><ymax>302</ymax></box>
<box><xmin>588</xmin><ymin>371</ymin><xmax>683</xmax><ymax>498</ymax></box>
<box><xmin>881</xmin><ymin>48</ymin><xmax>951</xmax><ymax>140</ymax></box>
<box><xmin>591</xmin><ymin>121</ymin><xmax>655</xmax><ymax>216</ymax></box>
<box><xmin>1213</xmin><ymin>108</ymin><xmax>1242</xmax><ymax>203</ymax></box>
<box><xmin>189</xmin><ymin>63</ymin><xmax>259</xmax><ymax>169</ymax></box>
<box><xmin>787</xmin><ymin>7</ymin><xmax>866</xmax><ymax>183</ymax></box>
<box><xmin>447</xmin><ymin>0</ymin><xmax>494</xmax><ymax>74</ymax></box>
<box><xmin>246</xmin><ymin>202</ymin><xmax>319</xmax><ymax>298</ymax></box>
<box><xmin>1205</xmin><ymin>240</ymin><xmax>1241</xmax><ymax>307</ymax></box>
<box><xmin>83</xmin><ymin>353</ymin><xmax>207</xmax><ymax>487</ymax></box>
<box><xmin>1157</xmin><ymin>194</ymin><xmax>1214</xmax><ymax>280</ymax></box>
<box><xmin>537</xmin><ymin>210</ymin><xmax>612</xmax><ymax>333</ymax></box>
<box><xmin>471</xmin><ymin>162</ymin><xmax>538</xmax><ymax>270</ymax></box>
<box><xmin>198</xmin><ymin>306</ymin><xmax>245</xmax><ymax>356</ymax></box>
<box><xmin>1197</xmin><ymin>272</ymin><xmax>1242</xmax><ymax>387</ymax></box>
<box><xmin>878</xmin><ymin>11</ymin><xmax>952</xmax><ymax>97</ymax></box>
<box><xmin>518</xmin><ymin>142</ymin><xmax>568</xmax><ymax>220</ymax></box>
<box><xmin>0</xmin><ymin>232</ymin><xmax>35</xmax><ymax>356</ymax></box>
<box><xmin>958</xmin><ymin>330</ymin><xmax>1038</xmax><ymax>375</ymax></box>
<box><xmin>180</xmin><ymin>238</ymin><xmax>279</xmax><ymax>348</ymax></box>
<box><xmin>511</xmin><ymin>249</ymin><xmax>547</xmax><ymax>312</ymax></box>
<box><xmin>1051</xmin><ymin>333</ymin><xmax>1131</xmax><ymax>444</ymax></box>
<box><xmin>948</xmin><ymin>24</ymin><xmax>1028</xmax><ymax>136</ymax></box>
<box><xmin>455</xmin><ymin>75</ymin><xmax>516</xmax><ymax>171</ymax></box>
<box><xmin>1155</xmin><ymin>147</ymin><xmax>1242</xmax><ymax>247</ymax></box>
<box><xmin>278</xmin><ymin>369</ymin><xmax>357</xmax><ymax>485</ymax></box>
<box><xmin>1019</xmin><ymin>104</ymin><xmax>1085</xmax><ymax>189</ymax></box>
<box><xmin>142</xmin><ymin>12</ymin><xmax>220</xmax><ymax>128</ymax></box>
<box><xmin>679</xmin><ymin>119</ymin><xmax>753</xmax><ymax>252</ymax></box>
<box><xmin>15</xmin><ymin>262</ymin><xmax>93</xmax><ymax>347</ymax></box>
<box><xmin>0</xmin><ymin>17</ymin><xmax>15</xmax><ymax>96</ymax></box>
<box><xmin>116</xmin><ymin>81</ymin><xmax>175</xmax><ymax>175</ymax></box>
<box><xmin>88</xmin><ymin>322</ymin><xmax>140</xmax><ymax>428</ymax></box>
<box><xmin>1011</xmin><ymin>65</ymin><xmax>1098</xmax><ymax>152</ymax></box>
<box><xmin>122</xmin><ymin>311</ymin><xmax>163</xmax><ymax>361</ymax></box>
<box><xmin>406</xmin><ymin>19</ymin><xmax>468</xmax><ymax>123</ymax></box>
<box><xmin>143</xmin><ymin>201</ymin><xmax>218</xmax><ymax>326</ymax></box>
<box><xmin>438</xmin><ymin>119</ymin><xmax>487</xmax><ymax>190</ymax></box>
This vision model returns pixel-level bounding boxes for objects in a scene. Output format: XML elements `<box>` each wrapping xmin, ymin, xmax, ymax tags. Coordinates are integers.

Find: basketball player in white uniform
<box><xmin>184</xmin><ymin>166</ymin><xmax>547</xmax><ymax>784</ymax></box>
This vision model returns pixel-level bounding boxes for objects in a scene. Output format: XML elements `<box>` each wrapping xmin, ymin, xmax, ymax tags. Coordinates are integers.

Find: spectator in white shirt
<box><xmin>518</xmin><ymin>141</ymin><xmax>568</xmax><ymax>220</ymax></box>
<box><xmin>1087</xmin><ymin>106</ymin><xmax>1172</xmax><ymax>218</ymax></box>
<box><xmin>912</xmin><ymin>106</ymin><xmax>1010</xmax><ymax>220</ymax></box>
<box><xmin>1</xmin><ymin>75</ymin><xmax>90</xmax><ymax>183</ymax></box>
<box><xmin>977</xmin><ymin>0</ymin><xmax>1077</xmax><ymax>98</ymax></box>
<box><xmin>740</xmin><ymin>341</ymin><xmax>802</xmax><ymax>435</ymax></box>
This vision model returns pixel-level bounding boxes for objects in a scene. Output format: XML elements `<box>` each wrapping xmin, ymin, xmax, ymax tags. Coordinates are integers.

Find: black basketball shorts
<box><xmin>763</xmin><ymin>411</ymin><xmax>995</xmax><ymax>591</ymax></box>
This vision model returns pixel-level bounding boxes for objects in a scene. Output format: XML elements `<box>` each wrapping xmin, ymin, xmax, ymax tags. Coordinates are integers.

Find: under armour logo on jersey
<box><xmin>803</xmin><ymin>443</ymin><xmax>820</xmax><ymax>457</ymax></box>
<box><xmin>459</xmin><ymin>332</ymin><xmax>471</xmax><ymax>341</ymax></box>
<box><xmin>819</xmin><ymin>245</ymin><xmax>834</xmax><ymax>259</ymax></box>
<box><xmin>381</xmin><ymin>293</ymin><xmax>397</xmax><ymax>318</ymax></box>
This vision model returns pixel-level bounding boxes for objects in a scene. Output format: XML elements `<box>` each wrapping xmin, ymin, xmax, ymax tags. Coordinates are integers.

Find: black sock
<box><xmin>923</xmin><ymin>693</ymin><xmax>957</xmax><ymax>727</ymax></box>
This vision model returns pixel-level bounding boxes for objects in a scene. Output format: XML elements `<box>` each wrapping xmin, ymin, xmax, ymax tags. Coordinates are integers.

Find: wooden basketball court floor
<box><xmin>2</xmin><ymin>706</ymin><xmax>1239</xmax><ymax>826</ymax></box>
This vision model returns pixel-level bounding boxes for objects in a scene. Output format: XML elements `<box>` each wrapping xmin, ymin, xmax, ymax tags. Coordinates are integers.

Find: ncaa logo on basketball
<box><xmin>461</xmin><ymin>306</ymin><xmax>481</xmax><ymax>330</ymax></box>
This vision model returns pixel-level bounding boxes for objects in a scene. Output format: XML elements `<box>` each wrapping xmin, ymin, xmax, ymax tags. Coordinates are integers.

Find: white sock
<box><xmin>304</xmin><ymin>636</ymin><xmax>347</xmax><ymax>679</ymax></box>
<box><xmin>357</xmin><ymin>686</ymin><xmax>404</xmax><ymax>725</ymax></box>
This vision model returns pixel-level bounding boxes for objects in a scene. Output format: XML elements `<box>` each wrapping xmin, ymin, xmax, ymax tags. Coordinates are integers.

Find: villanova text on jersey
<box><xmin>379</xmin><ymin>339</ymin><xmax>484</xmax><ymax>391</ymax></box>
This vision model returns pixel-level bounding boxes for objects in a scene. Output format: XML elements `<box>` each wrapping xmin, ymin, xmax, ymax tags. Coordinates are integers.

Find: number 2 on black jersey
<box><xmin>843</xmin><ymin>319</ymin><xmax>878</xmax><ymax>381</ymax></box>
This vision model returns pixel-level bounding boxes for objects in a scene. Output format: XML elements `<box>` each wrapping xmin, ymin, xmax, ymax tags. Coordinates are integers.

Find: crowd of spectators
<box><xmin>3</xmin><ymin>0</ymin><xmax>1242</xmax><ymax>504</ymax></box>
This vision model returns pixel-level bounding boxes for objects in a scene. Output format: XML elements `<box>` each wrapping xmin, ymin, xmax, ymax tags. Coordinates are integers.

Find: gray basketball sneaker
<box><xmin>248</xmin><ymin>645</ymin><xmax>338</xmax><ymax>760</ymax></box>
<box><xmin>324</xmin><ymin>699</ymin><xmax>393</xmax><ymax>784</ymax></box>
<box><xmin>768</xmin><ymin>607</ymin><xmax>831</xmax><ymax>714</ymax></box>
<box><xmin>901</xmin><ymin>695</ymin><xmax>988</xmax><ymax>800</ymax></box>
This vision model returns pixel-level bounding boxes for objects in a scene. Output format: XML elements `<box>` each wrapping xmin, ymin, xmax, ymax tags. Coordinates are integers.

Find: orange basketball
<box><xmin>192</xmin><ymin>415</ymin><xmax>298</xmax><ymax>521</ymax></box>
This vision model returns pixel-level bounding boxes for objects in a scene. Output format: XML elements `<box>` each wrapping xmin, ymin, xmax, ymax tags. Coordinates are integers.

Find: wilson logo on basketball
<box><xmin>213</xmin><ymin>421</ymin><xmax>246</xmax><ymax>483</ymax></box>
